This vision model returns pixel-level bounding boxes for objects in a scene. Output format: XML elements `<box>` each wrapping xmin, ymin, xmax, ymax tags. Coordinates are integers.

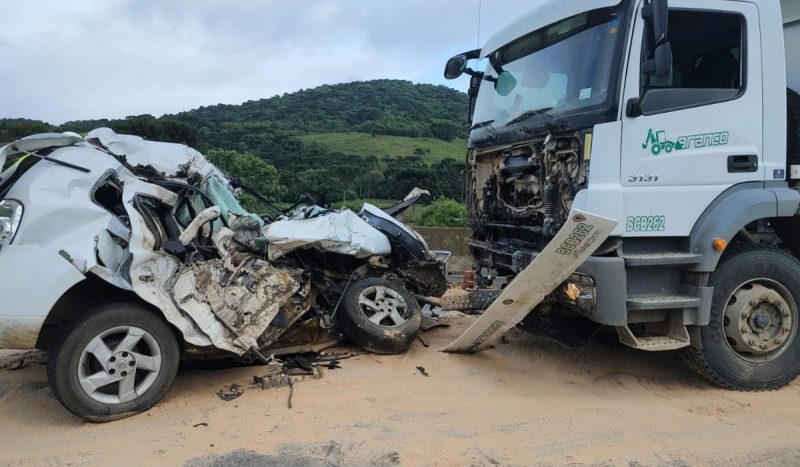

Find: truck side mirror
<box><xmin>641</xmin><ymin>0</ymin><xmax>672</xmax><ymax>84</ymax></box>
<box><xmin>445</xmin><ymin>55</ymin><xmax>468</xmax><ymax>80</ymax></box>
<box><xmin>643</xmin><ymin>43</ymin><xmax>673</xmax><ymax>83</ymax></box>
<box><xmin>444</xmin><ymin>49</ymin><xmax>481</xmax><ymax>80</ymax></box>
<box><xmin>494</xmin><ymin>71</ymin><xmax>517</xmax><ymax>97</ymax></box>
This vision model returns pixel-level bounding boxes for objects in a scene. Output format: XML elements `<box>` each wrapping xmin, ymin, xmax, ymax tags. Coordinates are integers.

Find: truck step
<box><xmin>626</xmin><ymin>294</ymin><xmax>702</xmax><ymax>310</ymax></box>
<box><xmin>622</xmin><ymin>252</ymin><xmax>701</xmax><ymax>268</ymax></box>
<box><xmin>616</xmin><ymin>324</ymin><xmax>690</xmax><ymax>351</ymax></box>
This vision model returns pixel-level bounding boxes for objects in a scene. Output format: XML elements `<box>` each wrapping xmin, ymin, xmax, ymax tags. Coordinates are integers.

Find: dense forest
<box><xmin>0</xmin><ymin>80</ymin><xmax>470</xmax><ymax>212</ymax></box>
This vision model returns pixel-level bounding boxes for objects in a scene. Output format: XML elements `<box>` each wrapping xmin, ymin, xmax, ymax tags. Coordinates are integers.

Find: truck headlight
<box><xmin>559</xmin><ymin>272</ymin><xmax>596</xmax><ymax>313</ymax></box>
<box><xmin>0</xmin><ymin>200</ymin><xmax>23</xmax><ymax>248</ymax></box>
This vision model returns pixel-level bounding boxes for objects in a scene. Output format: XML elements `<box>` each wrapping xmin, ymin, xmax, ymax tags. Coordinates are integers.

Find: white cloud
<box><xmin>0</xmin><ymin>0</ymin><xmax>538</xmax><ymax>123</ymax></box>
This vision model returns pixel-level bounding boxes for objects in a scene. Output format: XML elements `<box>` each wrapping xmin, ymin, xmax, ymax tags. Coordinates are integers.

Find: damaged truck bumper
<box><xmin>445</xmin><ymin>210</ymin><xmax>618</xmax><ymax>352</ymax></box>
<box><xmin>470</xmin><ymin>239</ymin><xmax>628</xmax><ymax>326</ymax></box>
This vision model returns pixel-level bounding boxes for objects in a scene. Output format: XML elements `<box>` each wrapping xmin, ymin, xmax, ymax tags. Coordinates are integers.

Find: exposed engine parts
<box><xmin>469</xmin><ymin>132</ymin><xmax>587</xmax><ymax>240</ymax></box>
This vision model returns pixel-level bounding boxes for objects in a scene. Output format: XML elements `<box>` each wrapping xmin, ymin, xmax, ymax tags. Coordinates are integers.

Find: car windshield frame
<box><xmin>470</xmin><ymin>2</ymin><xmax>631</xmax><ymax>142</ymax></box>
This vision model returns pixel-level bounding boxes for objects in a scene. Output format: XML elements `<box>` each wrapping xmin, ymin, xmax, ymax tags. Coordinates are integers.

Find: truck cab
<box><xmin>446</xmin><ymin>0</ymin><xmax>800</xmax><ymax>390</ymax></box>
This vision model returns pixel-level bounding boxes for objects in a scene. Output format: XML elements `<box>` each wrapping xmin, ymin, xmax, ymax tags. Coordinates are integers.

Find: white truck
<box><xmin>445</xmin><ymin>0</ymin><xmax>800</xmax><ymax>390</ymax></box>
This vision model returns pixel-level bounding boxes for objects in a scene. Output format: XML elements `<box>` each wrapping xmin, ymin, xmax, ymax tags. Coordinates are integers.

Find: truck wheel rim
<box><xmin>357</xmin><ymin>285</ymin><xmax>409</xmax><ymax>328</ymax></box>
<box><xmin>77</xmin><ymin>326</ymin><xmax>162</xmax><ymax>404</ymax></box>
<box><xmin>723</xmin><ymin>279</ymin><xmax>797</xmax><ymax>363</ymax></box>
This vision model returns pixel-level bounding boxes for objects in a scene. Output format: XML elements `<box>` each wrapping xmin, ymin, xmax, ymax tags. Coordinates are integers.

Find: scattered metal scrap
<box><xmin>217</xmin><ymin>384</ymin><xmax>244</xmax><ymax>402</ymax></box>
<box><xmin>216</xmin><ymin>351</ymin><xmax>356</xmax><ymax>408</ymax></box>
<box><xmin>420</xmin><ymin>315</ymin><xmax>451</xmax><ymax>332</ymax></box>
<box><xmin>416</xmin><ymin>366</ymin><xmax>429</xmax><ymax>377</ymax></box>
<box><xmin>0</xmin><ymin>350</ymin><xmax>47</xmax><ymax>370</ymax></box>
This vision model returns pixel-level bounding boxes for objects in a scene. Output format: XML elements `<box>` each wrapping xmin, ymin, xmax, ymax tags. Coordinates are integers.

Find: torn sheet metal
<box><xmin>171</xmin><ymin>257</ymin><xmax>303</xmax><ymax>354</ymax></box>
<box><xmin>263</xmin><ymin>209</ymin><xmax>391</xmax><ymax>260</ymax></box>
<box><xmin>443</xmin><ymin>210</ymin><xmax>618</xmax><ymax>353</ymax></box>
<box><xmin>382</xmin><ymin>187</ymin><xmax>430</xmax><ymax>217</ymax></box>
<box><xmin>361</xmin><ymin>202</ymin><xmax>432</xmax><ymax>251</ymax></box>
<box><xmin>87</xmin><ymin>128</ymin><xmax>212</xmax><ymax>179</ymax></box>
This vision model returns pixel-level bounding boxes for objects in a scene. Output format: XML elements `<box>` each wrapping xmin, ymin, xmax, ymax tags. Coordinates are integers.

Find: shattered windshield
<box><xmin>472</xmin><ymin>7</ymin><xmax>624</xmax><ymax>133</ymax></box>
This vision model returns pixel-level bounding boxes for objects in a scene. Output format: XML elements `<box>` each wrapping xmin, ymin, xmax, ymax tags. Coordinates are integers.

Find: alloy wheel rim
<box><xmin>77</xmin><ymin>326</ymin><xmax>162</xmax><ymax>404</ymax></box>
<box><xmin>357</xmin><ymin>285</ymin><xmax>409</xmax><ymax>328</ymax></box>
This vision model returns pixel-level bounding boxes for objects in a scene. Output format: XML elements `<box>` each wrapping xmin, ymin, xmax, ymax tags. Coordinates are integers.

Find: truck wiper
<box><xmin>504</xmin><ymin>107</ymin><xmax>555</xmax><ymax>127</ymax></box>
<box><xmin>469</xmin><ymin>119</ymin><xmax>498</xmax><ymax>137</ymax></box>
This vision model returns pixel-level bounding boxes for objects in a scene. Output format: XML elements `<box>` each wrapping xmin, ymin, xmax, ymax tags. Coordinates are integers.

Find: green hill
<box><xmin>0</xmin><ymin>80</ymin><xmax>469</xmax><ymax>204</ymax></box>
<box><xmin>171</xmin><ymin>80</ymin><xmax>468</xmax><ymax>142</ymax></box>
<box><xmin>300</xmin><ymin>132</ymin><xmax>465</xmax><ymax>162</ymax></box>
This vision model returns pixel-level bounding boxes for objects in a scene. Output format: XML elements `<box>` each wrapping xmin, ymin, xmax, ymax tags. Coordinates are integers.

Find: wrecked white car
<box><xmin>0</xmin><ymin>129</ymin><xmax>446</xmax><ymax>421</ymax></box>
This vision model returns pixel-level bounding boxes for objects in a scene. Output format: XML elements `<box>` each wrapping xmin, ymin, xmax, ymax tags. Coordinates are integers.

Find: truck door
<box><xmin>620</xmin><ymin>0</ymin><xmax>762</xmax><ymax>236</ymax></box>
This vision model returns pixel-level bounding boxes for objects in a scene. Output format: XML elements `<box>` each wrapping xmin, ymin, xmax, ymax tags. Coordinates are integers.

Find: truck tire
<box><xmin>46</xmin><ymin>302</ymin><xmax>180</xmax><ymax>422</ymax></box>
<box><xmin>338</xmin><ymin>277</ymin><xmax>422</xmax><ymax>354</ymax></box>
<box><xmin>787</xmin><ymin>88</ymin><xmax>800</xmax><ymax>167</ymax></box>
<box><xmin>685</xmin><ymin>246</ymin><xmax>800</xmax><ymax>390</ymax></box>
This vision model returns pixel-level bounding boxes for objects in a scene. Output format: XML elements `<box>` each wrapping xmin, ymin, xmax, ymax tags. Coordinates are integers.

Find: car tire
<box><xmin>685</xmin><ymin>245</ymin><xmax>800</xmax><ymax>390</ymax></box>
<box><xmin>47</xmin><ymin>302</ymin><xmax>180</xmax><ymax>422</ymax></box>
<box><xmin>338</xmin><ymin>277</ymin><xmax>421</xmax><ymax>355</ymax></box>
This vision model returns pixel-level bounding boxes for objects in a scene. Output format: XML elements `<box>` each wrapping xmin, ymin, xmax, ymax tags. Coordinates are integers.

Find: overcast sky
<box><xmin>0</xmin><ymin>0</ymin><xmax>537</xmax><ymax>124</ymax></box>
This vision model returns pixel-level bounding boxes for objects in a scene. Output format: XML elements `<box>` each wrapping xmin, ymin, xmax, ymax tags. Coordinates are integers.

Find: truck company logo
<box><xmin>642</xmin><ymin>128</ymin><xmax>729</xmax><ymax>156</ymax></box>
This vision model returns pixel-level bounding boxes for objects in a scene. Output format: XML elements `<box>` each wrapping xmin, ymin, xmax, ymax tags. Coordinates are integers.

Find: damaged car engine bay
<box><xmin>469</xmin><ymin>132</ymin><xmax>587</xmax><ymax>244</ymax></box>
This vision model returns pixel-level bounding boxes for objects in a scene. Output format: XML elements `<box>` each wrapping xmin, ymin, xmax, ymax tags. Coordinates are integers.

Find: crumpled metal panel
<box><xmin>171</xmin><ymin>257</ymin><xmax>302</xmax><ymax>354</ymax></box>
<box><xmin>263</xmin><ymin>209</ymin><xmax>391</xmax><ymax>260</ymax></box>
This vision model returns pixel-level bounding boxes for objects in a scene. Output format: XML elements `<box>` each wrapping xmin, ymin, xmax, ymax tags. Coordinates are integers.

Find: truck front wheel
<box><xmin>686</xmin><ymin>246</ymin><xmax>800</xmax><ymax>390</ymax></box>
<box><xmin>46</xmin><ymin>302</ymin><xmax>180</xmax><ymax>422</ymax></box>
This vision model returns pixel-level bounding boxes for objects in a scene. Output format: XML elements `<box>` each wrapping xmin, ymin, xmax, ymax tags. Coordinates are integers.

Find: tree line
<box><xmin>0</xmin><ymin>80</ymin><xmax>469</xmax><ymax>209</ymax></box>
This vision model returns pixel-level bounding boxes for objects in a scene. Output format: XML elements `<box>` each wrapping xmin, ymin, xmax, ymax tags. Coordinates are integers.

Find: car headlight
<box><xmin>0</xmin><ymin>200</ymin><xmax>23</xmax><ymax>248</ymax></box>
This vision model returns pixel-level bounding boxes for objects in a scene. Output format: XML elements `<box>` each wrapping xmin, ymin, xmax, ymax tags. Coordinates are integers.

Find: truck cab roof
<box><xmin>480</xmin><ymin>0</ymin><xmax>623</xmax><ymax>58</ymax></box>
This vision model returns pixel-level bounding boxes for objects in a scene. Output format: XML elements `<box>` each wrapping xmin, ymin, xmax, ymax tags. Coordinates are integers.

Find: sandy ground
<box><xmin>1</xmin><ymin>313</ymin><xmax>800</xmax><ymax>467</ymax></box>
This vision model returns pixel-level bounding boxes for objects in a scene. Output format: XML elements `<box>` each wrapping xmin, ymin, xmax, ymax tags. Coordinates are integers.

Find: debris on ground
<box><xmin>420</xmin><ymin>315</ymin><xmax>451</xmax><ymax>332</ymax></box>
<box><xmin>417</xmin><ymin>335</ymin><xmax>430</xmax><ymax>347</ymax></box>
<box><xmin>217</xmin><ymin>384</ymin><xmax>244</xmax><ymax>402</ymax></box>
<box><xmin>193</xmin><ymin>422</ymin><xmax>208</xmax><ymax>428</ymax></box>
<box><xmin>416</xmin><ymin>366</ymin><xmax>429</xmax><ymax>377</ymax></box>
<box><xmin>213</xmin><ymin>350</ymin><xmax>355</xmax><ymax>408</ymax></box>
<box><xmin>0</xmin><ymin>351</ymin><xmax>47</xmax><ymax>371</ymax></box>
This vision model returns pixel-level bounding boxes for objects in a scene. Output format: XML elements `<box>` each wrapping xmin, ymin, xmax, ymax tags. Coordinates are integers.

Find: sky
<box><xmin>0</xmin><ymin>0</ymin><xmax>538</xmax><ymax>124</ymax></box>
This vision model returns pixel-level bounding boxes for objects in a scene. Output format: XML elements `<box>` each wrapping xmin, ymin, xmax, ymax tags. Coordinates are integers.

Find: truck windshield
<box><xmin>472</xmin><ymin>7</ymin><xmax>624</xmax><ymax>133</ymax></box>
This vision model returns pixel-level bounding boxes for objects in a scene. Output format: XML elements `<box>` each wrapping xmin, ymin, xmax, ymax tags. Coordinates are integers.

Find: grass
<box><xmin>299</xmin><ymin>132</ymin><xmax>465</xmax><ymax>162</ymax></box>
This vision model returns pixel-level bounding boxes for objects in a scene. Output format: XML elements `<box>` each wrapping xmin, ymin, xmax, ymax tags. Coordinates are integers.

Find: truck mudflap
<box><xmin>442</xmin><ymin>210</ymin><xmax>618</xmax><ymax>353</ymax></box>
